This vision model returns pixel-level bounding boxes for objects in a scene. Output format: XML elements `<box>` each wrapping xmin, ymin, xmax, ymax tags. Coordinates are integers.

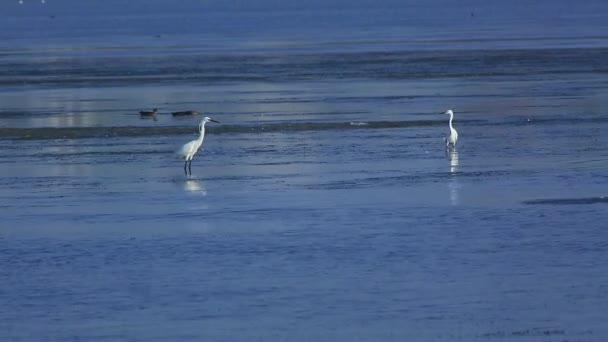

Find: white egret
<box><xmin>177</xmin><ymin>117</ymin><xmax>220</xmax><ymax>176</ymax></box>
<box><xmin>444</xmin><ymin>109</ymin><xmax>458</xmax><ymax>148</ymax></box>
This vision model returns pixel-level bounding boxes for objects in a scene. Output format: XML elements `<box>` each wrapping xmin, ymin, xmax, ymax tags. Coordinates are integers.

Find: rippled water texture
<box><xmin>1</xmin><ymin>1</ymin><xmax>608</xmax><ymax>341</ymax></box>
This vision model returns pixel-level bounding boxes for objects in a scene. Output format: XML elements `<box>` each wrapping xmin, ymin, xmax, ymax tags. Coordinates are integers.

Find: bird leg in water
<box><xmin>188</xmin><ymin>160</ymin><xmax>192</xmax><ymax>175</ymax></box>
<box><xmin>184</xmin><ymin>161</ymin><xmax>189</xmax><ymax>176</ymax></box>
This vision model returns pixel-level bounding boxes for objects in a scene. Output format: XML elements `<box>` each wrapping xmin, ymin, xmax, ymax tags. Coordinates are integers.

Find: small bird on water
<box><xmin>172</xmin><ymin>110</ymin><xmax>201</xmax><ymax>117</ymax></box>
<box><xmin>177</xmin><ymin>116</ymin><xmax>220</xmax><ymax>176</ymax></box>
<box><xmin>139</xmin><ymin>108</ymin><xmax>158</xmax><ymax>116</ymax></box>
<box><xmin>444</xmin><ymin>109</ymin><xmax>458</xmax><ymax>149</ymax></box>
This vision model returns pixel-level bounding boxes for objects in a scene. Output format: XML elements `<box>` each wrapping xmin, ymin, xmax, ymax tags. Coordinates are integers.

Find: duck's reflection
<box><xmin>140</xmin><ymin>114</ymin><xmax>158</xmax><ymax>122</ymax></box>
<box><xmin>447</xmin><ymin>150</ymin><xmax>460</xmax><ymax>205</ymax></box>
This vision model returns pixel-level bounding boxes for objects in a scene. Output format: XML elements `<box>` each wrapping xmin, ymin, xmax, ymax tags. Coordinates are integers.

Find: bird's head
<box><xmin>444</xmin><ymin>110</ymin><xmax>453</xmax><ymax>115</ymax></box>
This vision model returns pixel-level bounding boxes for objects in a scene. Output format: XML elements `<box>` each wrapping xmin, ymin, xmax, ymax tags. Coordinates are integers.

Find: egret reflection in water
<box><xmin>178</xmin><ymin>178</ymin><xmax>207</xmax><ymax>195</ymax></box>
<box><xmin>447</xmin><ymin>150</ymin><xmax>460</xmax><ymax>205</ymax></box>
<box><xmin>449</xmin><ymin>149</ymin><xmax>459</xmax><ymax>173</ymax></box>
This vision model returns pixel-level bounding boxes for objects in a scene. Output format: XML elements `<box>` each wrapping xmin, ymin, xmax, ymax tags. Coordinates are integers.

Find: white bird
<box><xmin>444</xmin><ymin>109</ymin><xmax>458</xmax><ymax>149</ymax></box>
<box><xmin>177</xmin><ymin>116</ymin><xmax>220</xmax><ymax>175</ymax></box>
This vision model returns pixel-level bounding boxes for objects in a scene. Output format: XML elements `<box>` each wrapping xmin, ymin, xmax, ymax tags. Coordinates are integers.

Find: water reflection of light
<box><xmin>448</xmin><ymin>179</ymin><xmax>460</xmax><ymax>206</ymax></box>
<box><xmin>45</xmin><ymin>163</ymin><xmax>95</xmax><ymax>177</ymax></box>
<box><xmin>448</xmin><ymin>150</ymin><xmax>460</xmax><ymax>205</ymax></box>
<box><xmin>182</xmin><ymin>178</ymin><xmax>206</xmax><ymax>195</ymax></box>
<box><xmin>0</xmin><ymin>86</ymin><xmax>169</xmax><ymax>128</ymax></box>
<box><xmin>449</xmin><ymin>150</ymin><xmax>459</xmax><ymax>173</ymax></box>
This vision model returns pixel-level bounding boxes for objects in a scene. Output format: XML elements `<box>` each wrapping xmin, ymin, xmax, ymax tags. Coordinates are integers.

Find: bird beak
<box><xmin>210</xmin><ymin>119</ymin><xmax>220</xmax><ymax>123</ymax></box>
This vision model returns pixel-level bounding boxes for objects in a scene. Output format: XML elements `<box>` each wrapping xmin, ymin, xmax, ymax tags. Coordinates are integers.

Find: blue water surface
<box><xmin>1</xmin><ymin>1</ymin><xmax>608</xmax><ymax>341</ymax></box>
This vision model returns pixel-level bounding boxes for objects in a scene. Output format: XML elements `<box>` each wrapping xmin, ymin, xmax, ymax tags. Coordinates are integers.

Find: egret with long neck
<box><xmin>177</xmin><ymin>116</ymin><xmax>220</xmax><ymax>176</ymax></box>
<box><xmin>444</xmin><ymin>109</ymin><xmax>458</xmax><ymax>149</ymax></box>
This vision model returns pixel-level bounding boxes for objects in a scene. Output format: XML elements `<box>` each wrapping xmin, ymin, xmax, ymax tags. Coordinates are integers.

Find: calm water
<box><xmin>2</xmin><ymin>1</ymin><xmax>608</xmax><ymax>341</ymax></box>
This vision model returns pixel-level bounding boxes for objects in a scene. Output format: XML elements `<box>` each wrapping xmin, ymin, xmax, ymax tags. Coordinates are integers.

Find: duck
<box><xmin>139</xmin><ymin>108</ymin><xmax>158</xmax><ymax>116</ymax></box>
<box><xmin>172</xmin><ymin>110</ymin><xmax>201</xmax><ymax>117</ymax></box>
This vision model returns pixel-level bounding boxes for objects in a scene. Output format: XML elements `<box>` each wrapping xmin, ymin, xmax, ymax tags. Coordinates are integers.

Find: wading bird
<box><xmin>177</xmin><ymin>117</ymin><xmax>220</xmax><ymax>176</ymax></box>
<box><xmin>444</xmin><ymin>109</ymin><xmax>458</xmax><ymax>149</ymax></box>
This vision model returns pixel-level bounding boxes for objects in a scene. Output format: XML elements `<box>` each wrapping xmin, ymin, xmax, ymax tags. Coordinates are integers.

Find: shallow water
<box><xmin>2</xmin><ymin>1</ymin><xmax>608</xmax><ymax>341</ymax></box>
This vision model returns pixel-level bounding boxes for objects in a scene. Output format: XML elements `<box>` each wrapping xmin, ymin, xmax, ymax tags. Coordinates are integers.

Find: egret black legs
<box><xmin>184</xmin><ymin>160</ymin><xmax>193</xmax><ymax>176</ymax></box>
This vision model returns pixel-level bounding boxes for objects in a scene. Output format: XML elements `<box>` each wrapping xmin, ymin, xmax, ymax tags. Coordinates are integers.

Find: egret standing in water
<box><xmin>177</xmin><ymin>117</ymin><xmax>220</xmax><ymax>176</ymax></box>
<box><xmin>444</xmin><ymin>109</ymin><xmax>458</xmax><ymax>149</ymax></box>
